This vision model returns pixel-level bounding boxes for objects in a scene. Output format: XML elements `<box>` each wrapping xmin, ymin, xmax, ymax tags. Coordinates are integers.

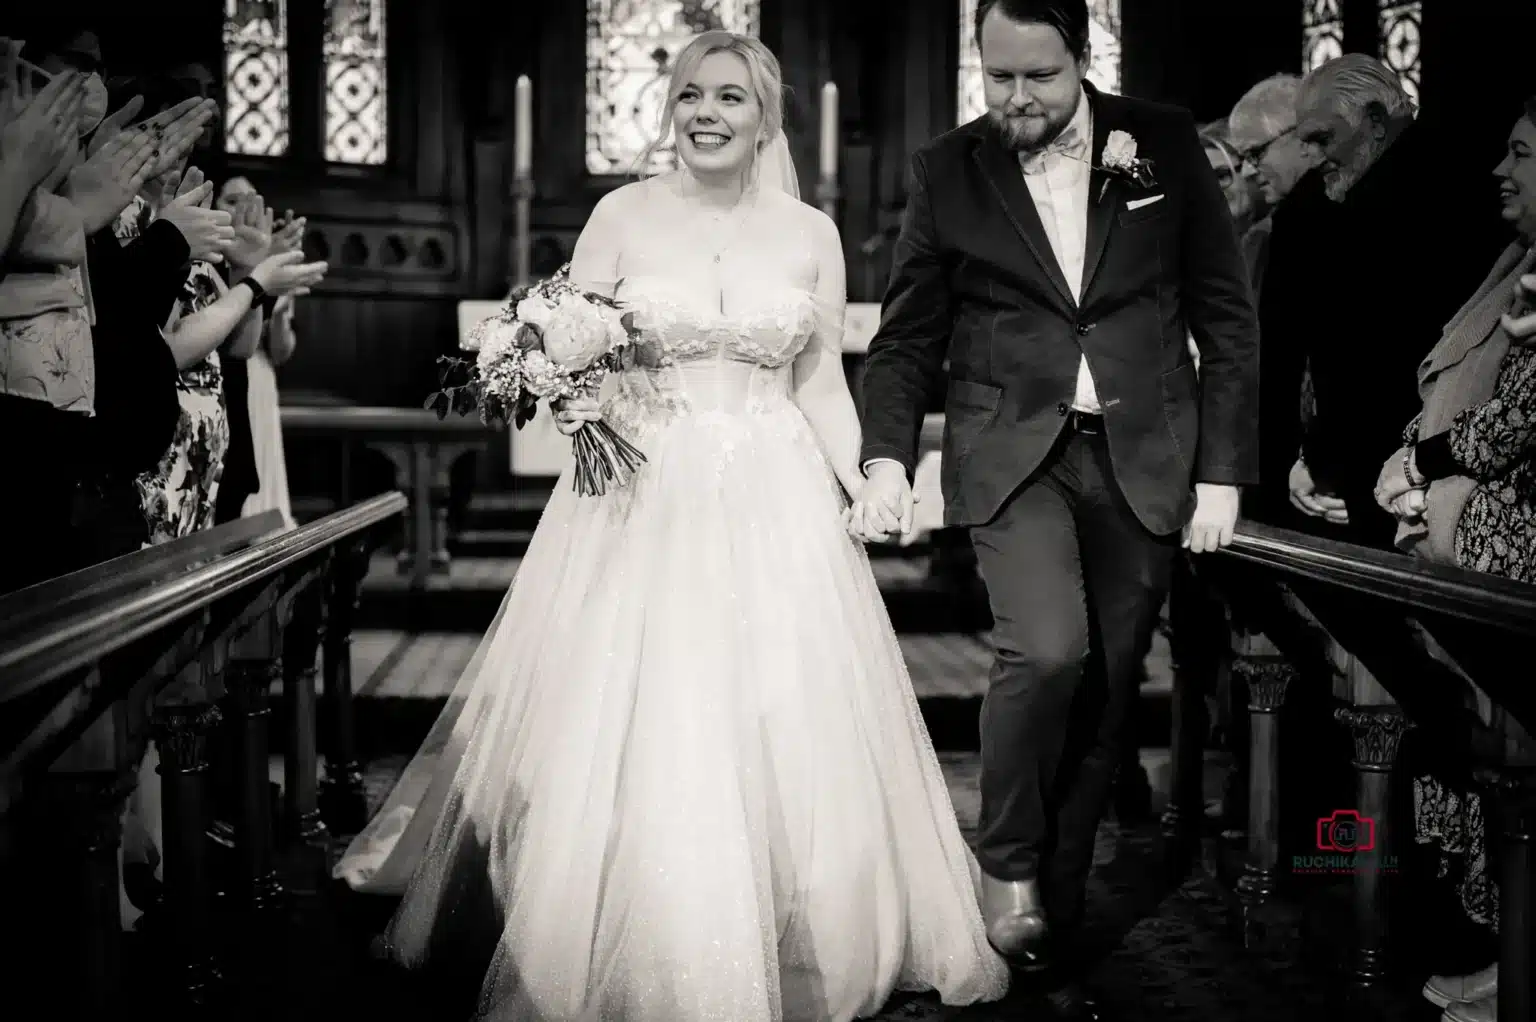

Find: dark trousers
<box><xmin>968</xmin><ymin>423</ymin><xmax>1177</xmax><ymax>937</ymax></box>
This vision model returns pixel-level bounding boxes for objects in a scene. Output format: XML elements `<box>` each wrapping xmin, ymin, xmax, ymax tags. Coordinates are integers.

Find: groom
<box><xmin>855</xmin><ymin>0</ymin><xmax>1258</xmax><ymax>1013</ymax></box>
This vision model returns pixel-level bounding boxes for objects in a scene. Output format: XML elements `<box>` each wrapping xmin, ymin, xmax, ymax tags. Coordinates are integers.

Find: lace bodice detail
<box><xmin>615</xmin><ymin>275</ymin><xmax>817</xmax><ymax>369</ymax></box>
<box><xmin>600</xmin><ymin>274</ymin><xmax>821</xmax><ymax>447</ymax></box>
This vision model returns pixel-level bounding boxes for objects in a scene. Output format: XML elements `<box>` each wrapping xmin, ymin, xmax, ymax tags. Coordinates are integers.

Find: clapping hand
<box><xmin>85</xmin><ymin>94</ymin><xmax>145</xmax><ymax>156</ymax></box>
<box><xmin>248</xmin><ymin>249</ymin><xmax>329</xmax><ymax>298</ymax></box>
<box><xmin>0</xmin><ymin>49</ymin><xmax>85</xmax><ymax>189</ymax></box>
<box><xmin>226</xmin><ymin>193</ymin><xmax>274</xmax><ymax>269</ymax></box>
<box><xmin>137</xmin><ymin>98</ymin><xmax>218</xmax><ymax>181</ymax></box>
<box><xmin>269</xmin><ymin>211</ymin><xmax>307</xmax><ymax>255</ymax></box>
<box><xmin>154</xmin><ymin>175</ymin><xmax>235</xmax><ymax>262</ymax></box>
<box><xmin>1503</xmin><ymin>274</ymin><xmax>1536</xmax><ymax>344</ymax></box>
<box><xmin>62</xmin><ymin>128</ymin><xmax>159</xmax><ymax>233</ymax></box>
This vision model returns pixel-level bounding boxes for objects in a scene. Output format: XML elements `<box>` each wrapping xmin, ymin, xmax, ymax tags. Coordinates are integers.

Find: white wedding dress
<box><xmin>334</xmin><ymin>172</ymin><xmax>1007</xmax><ymax>1022</ymax></box>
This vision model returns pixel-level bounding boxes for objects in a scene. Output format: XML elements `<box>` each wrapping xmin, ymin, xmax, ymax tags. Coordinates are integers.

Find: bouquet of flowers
<box><xmin>427</xmin><ymin>266</ymin><xmax>647</xmax><ymax>497</ymax></box>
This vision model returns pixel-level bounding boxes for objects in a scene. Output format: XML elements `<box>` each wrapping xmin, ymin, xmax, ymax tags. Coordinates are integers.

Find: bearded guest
<box><xmin>1289</xmin><ymin>54</ymin><xmax>1498</xmax><ymax>548</ymax></box>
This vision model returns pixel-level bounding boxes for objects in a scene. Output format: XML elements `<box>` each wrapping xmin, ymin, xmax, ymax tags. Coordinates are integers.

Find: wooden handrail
<box><xmin>281</xmin><ymin>405</ymin><xmax>491</xmax><ymax>437</ymax></box>
<box><xmin>0</xmin><ymin>511</ymin><xmax>286</xmax><ymax>635</ymax></box>
<box><xmin>1222</xmin><ymin>520</ymin><xmax>1536</xmax><ymax>636</ymax></box>
<box><xmin>0</xmin><ymin>491</ymin><xmax>406</xmax><ymax>701</ymax></box>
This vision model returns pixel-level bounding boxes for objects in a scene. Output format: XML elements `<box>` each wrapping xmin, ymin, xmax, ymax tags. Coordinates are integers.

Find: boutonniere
<box><xmin>1097</xmin><ymin>129</ymin><xmax>1157</xmax><ymax>201</ymax></box>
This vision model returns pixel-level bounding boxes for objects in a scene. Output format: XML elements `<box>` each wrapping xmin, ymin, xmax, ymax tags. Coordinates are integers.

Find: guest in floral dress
<box><xmin>1374</xmin><ymin>97</ymin><xmax>1536</xmax><ymax>1016</ymax></box>
<box><xmin>114</xmin><ymin>193</ymin><xmax>246</xmax><ymax>543</ymax></box>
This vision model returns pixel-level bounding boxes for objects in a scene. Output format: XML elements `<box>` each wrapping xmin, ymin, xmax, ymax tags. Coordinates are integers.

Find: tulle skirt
<box><xmin>333</xmin><ymin>372</ymin><xmax>1007</xmax><ymax>1021</ymax></box>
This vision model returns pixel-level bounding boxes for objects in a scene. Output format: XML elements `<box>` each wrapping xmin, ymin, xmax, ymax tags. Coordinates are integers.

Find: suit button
<box><xmin>1056</xmin><ymin>402</ymin><xmax>1069</xmax><ymax>415</ymax></box>
<box><xmin>1076</xmin><ymin>323</ymin><xmax>1093</xmax><ymax>335</ymax></box>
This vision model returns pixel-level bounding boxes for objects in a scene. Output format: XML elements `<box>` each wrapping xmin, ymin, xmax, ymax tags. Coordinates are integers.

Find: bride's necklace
<box><xmin>675</xmin><ymin>174</ymin><xmax>755</xmax><ymax>266</ymax></box>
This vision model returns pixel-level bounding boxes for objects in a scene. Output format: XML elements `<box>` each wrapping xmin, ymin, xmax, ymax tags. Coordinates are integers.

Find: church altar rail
<box><xmin>0</xmin><ymin>492</ymin><xmax>404</xmax><ymax>1014</ymax></box>
<box><xmin>282</xmin><ymin>405</ymin><xmax>491</xmax><ymax>590</ymax></box>
<box><xmin>1162</xmin><ymin>520</ymin><xmax>1536</xmax><ymax>1022</ymax></box>
<box><xmin>0</xmin><ymin>510</ymin><xmax>286</xmax><ymax>643</ymax></box>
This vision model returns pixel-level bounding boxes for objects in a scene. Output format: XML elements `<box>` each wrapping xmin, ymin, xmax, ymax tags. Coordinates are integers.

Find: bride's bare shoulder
<box><xmin>590</xmin><ymin>175</ymin><xmax>671</xmax><ymax>221</ymax></box>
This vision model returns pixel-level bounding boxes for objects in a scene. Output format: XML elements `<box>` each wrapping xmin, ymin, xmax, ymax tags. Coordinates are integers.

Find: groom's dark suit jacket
<box><xmin>860</xmin><ymin>88</ymin><xmax>1260</xmax><ymax>536</ymax></box>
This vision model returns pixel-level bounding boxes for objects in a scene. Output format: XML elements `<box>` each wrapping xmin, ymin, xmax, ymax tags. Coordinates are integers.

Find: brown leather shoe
<box><xmin>980</xmin><ymin>875</ymin><xmax>1049</xmax><ymax>968</ymax></box>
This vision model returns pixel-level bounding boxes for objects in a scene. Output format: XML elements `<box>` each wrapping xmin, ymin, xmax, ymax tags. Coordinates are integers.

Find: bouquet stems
<box><xmin>571</xmin><ymin>421</ymin><xmax>648</xmax><ymax>497</ymax></box>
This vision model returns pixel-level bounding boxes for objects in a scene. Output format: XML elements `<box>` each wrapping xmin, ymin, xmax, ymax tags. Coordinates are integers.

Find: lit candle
<box><xmin>514</xmin><ymin>75</ymin><xmax>533</xmax><ymax>177</ymax></box>
<box><xmin>818</xmin><ymin>81</ymin><xmax>838</xmax><ymax>181</ymax></box>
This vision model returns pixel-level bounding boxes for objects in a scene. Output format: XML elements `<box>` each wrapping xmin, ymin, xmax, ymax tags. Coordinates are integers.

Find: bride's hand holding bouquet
<box><xmin>428</xmin><ymin>265</ymin><xmax>647</xmax><ymax>497</ymax></box>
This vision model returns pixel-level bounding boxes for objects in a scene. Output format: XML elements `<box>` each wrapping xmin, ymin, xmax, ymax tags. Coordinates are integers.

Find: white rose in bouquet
<box><xmin>515</xmin><ymin>295</ymin><xmax>557</xmax><ymax>331</ymax></box>
<box><xmin>542</xmin><ymin>295</ymin><xmax>624</xmax><ymax>370</ymax></box>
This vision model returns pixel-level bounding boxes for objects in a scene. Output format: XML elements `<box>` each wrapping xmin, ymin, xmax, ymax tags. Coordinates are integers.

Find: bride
<box><xmin>334</xmin><ymin>30</ymin><xmax>1008</xmax><ymax>1021</ymax></box>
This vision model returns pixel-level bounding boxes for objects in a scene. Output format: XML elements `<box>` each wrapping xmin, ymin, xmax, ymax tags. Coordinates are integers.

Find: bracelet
<box><xmin>1403</xmin><ymin>447</ymin><xmax>1425</xmax><ymax>488</ymax></box>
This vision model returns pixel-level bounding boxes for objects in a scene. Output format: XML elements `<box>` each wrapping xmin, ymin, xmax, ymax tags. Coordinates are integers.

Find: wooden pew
<box><xmin>282</xmin><ymin>405</ymin><xmax>491</xmax><ymax>589</ymax></box>
<box><xmin>0</xmin><ymin>492</ymin><xmax>406</xmax><ymax>1012</ymax></box>
<box><xmin>1168</xmin><ymin>520</ymin><xmax>1536</xmax><ymax>1022</ymax></box>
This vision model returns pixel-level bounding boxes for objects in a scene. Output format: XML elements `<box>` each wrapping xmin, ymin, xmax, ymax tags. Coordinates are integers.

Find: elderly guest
<box><xmin>1227</xmin><ymin>73</ymin><xmax>1338</xmax><ymax>524</ymax></box>
<box><xmin>1288</xmin><ymin>55</ymin><xmax>1493</xmax><ymax>548</ymax></box>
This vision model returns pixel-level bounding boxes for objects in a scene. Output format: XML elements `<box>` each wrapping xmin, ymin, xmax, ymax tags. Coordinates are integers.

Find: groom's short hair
<box><xmin>1525</xmin><ymin>95</ymin><xmax>1536</xmax><ymax>126</ymax></box>
<box><xmin>974</xmin><ymin>0</ymin><xmax>1090</xmax><ymax>62</ymax></box>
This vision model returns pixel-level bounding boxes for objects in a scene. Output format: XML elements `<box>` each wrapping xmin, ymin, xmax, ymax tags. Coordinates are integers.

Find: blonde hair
<box><xmin>637</xmin><ymin>31</ymin><xmax>786</xmax><ymax>176</ymax></box>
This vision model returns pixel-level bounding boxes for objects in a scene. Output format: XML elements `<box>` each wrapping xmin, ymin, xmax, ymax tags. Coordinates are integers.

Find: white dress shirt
<box><xmin>1019</xmin><ymin>89</ymin><xmax>1099</xmax><ymax>413</ymax></box>
<box><xmin>863</xmin><ymin>90</ymin><xmax>1099</xmax><ymax>478</ymax></box>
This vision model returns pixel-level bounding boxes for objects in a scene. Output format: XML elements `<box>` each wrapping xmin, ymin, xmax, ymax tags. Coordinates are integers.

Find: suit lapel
<box><xmin>1080</xmin><ymin>88</ymin><xmax>1120</xmax><ymax>302</ymax></box>
<box><xmin>972</xmin><ymin>130</ymin><xmax>1076</xmax><ymax>311</ymax></box>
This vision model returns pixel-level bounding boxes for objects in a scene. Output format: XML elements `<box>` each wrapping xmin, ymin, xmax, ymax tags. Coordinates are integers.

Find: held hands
<box><xmin>552</xmin><ymin>394</ymin><xmax>602</xmax><ymax>436</ymax></box>
<box><xmin>1375</xmin><ymin>446</ymin><xmax>1427</xmax><ymax>522</ymax></box>
<box><xmin>844</xmin><ymin>462</ymin><xmax>918</xmax><ymax>545</ymax></box>
<box><xmin>1182</xmin><ymin>483</ymin><xmax>1240</xmax><ymax>553</ymax></box>
<box><xmin>1288</xmin><ymin>458</ymin><xmax>1349</xmax><ymax>525</ymax></box>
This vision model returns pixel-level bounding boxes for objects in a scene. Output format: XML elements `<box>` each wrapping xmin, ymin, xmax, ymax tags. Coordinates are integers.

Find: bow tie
<box><xmin>1019</xmin><ymin>128</ymin><xmax>1088</xmax><ymax>174</ymax></box>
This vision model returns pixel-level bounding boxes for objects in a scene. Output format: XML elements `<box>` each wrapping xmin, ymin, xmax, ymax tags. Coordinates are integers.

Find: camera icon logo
<box><xmin>1317</xmin><ymin>809</ymin><xmax>1375</xmax><ymax>852</ymax></box>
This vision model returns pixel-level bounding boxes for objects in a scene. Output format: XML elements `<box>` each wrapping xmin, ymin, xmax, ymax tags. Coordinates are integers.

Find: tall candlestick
<box><xmin>818</xmin><ymin>81</ymin><xmax>839</xmax><ymax>181</ymax></box>
<box><xmin>512</xmin><ymin>75</ymin><xmax>534</xmax><ymax>287</ymax></box>
<box><xmin>514</xmin><ymin>75</ymin><xmax>533</xmax><ymax>176</ymax></box>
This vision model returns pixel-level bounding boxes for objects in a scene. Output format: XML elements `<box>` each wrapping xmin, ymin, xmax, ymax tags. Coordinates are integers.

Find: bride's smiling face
<box><xmin>672</xmin><ymin>51</ymin><xmax>762</xmax><ymax>176</ymax></box>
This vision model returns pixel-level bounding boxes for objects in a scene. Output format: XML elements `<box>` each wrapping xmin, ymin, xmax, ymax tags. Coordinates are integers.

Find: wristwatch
<box><xmin>238</xmin><ymin>276</ymin><xmax>268</xmax><ymax>305</ymax></box>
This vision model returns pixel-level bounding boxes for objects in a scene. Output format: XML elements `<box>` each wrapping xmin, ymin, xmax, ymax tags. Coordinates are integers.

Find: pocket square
<box><xmin>1125</xmin><ymin>194</ymin><xmax>1165</xmax><ymax>211</ymax></box>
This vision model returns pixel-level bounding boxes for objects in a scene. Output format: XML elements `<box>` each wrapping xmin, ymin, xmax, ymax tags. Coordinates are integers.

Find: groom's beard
<box><xmin>988</xmin><ymin>106</ymin><xmax>1075</xmax><ymax>154</ymax></box>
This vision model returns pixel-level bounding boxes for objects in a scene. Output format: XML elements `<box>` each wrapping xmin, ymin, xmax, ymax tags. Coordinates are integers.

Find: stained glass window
<box><xmin>325</xmin><ymin>0</ymin><xmax>389</xmax><ymax>164</ymax></box>
<box><xmin>1302</xmin><ymin>0</ymin><xmax>1345</xmax><ymax>72</ymax></box>
<box><xmin>224</xmin><ymin>0</ymin><xmax>290</xmax><ymax>157</ymax></box>
<box><xmin>585</xmin><ymin>0</ymin><xmax>762</xmax><ymax>175</ymax></box>
<box><xmin>958</xmin><ymin>0</ymin><xmax>1121</xmax><ymax>125</ymax></box>
<box><xmin>1377</xmin><ymin>0</ymin><xmax>1422</xmax><ymax>107</ymax></box>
